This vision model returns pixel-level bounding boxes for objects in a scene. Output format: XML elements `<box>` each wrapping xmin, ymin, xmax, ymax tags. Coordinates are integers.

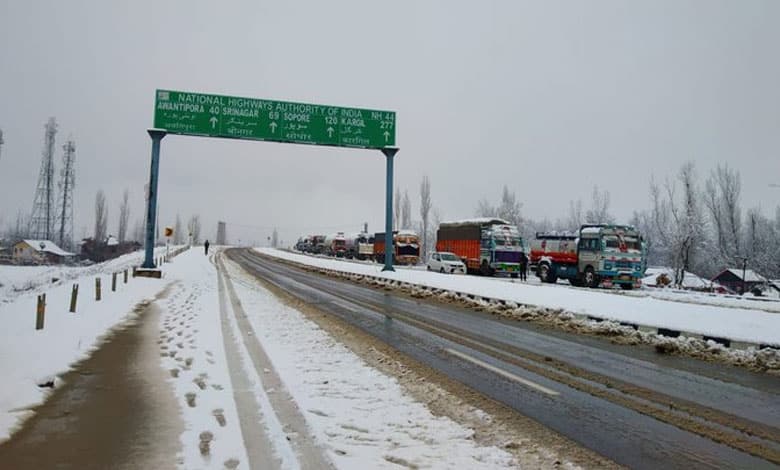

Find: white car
<box><xmin>427</xmin><ymin>252</ymin><xmax>466</xmax><ymax>274</ymax></box>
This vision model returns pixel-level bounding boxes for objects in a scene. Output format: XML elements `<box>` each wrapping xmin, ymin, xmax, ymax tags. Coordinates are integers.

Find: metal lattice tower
<box><xmin>57</xmin><ymin>138</ymin><xmax>76</xmax><ymax>250</ymax></box>
<box><xmin>30</xmin><ymin>118</ymin><xmax>58</xmax><ymax>240</ymax></box>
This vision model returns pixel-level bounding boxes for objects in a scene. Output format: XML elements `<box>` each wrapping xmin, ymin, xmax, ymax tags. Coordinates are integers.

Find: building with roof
<box><xmin>12</xmin><ymin>239</ymin><xmax>75</xmax><ymax>265</ymax></box>
<box><xmin>711</xmin><ymin>268</ymin><xmax>768</xmax><ymax>295</ymax></box>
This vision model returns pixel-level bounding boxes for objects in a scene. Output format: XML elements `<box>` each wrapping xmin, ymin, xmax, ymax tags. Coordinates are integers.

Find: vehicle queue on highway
<box><xmin>295</xmin><ymin>218</ymin><xmax>648</xmax><ymax>290</ymax></box>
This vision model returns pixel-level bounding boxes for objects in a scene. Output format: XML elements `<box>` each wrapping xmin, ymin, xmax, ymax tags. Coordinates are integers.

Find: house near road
<box><xmin>711</xmin><ymin>268</ymin><xmax>768</xmax><ymax>295</ymax></box>
<box><xmin>12</xmin><ymin>239</ymin><xmax>75</xmax><ymax>265</ymax></box>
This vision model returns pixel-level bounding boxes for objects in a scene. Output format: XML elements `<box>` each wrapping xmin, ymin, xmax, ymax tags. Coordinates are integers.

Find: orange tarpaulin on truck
<box><xmin>436</xmin><ymin>239</ymin><xmax>480</xmax><ymax>268</ymax></box>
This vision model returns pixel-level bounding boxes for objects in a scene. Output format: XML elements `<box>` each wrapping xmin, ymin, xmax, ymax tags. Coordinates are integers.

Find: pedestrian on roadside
<box><xmin>519</xmin><ymin>251</ymin><xmax>528</xmax><ymax>281</ymax></box>
<box><xmin>204</xmin><ymin>239</ymin><xmax>210</xmax><ymax>255</ymax></box>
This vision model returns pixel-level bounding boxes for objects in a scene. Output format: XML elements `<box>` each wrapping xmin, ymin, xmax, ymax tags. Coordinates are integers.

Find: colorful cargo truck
<box><xmin>530</xmin><ymin>224</ymin><xmax>645</xmax><ymax>289</ymax></box>
<box><xmin>435</xmin><ymin>218</ymin><xmax>524</xmax><ymax>276</ymax></box>
<box><xmin>373</xmin><ymin>230</ymin><xmax>420</xmax><ymax>265</ymax></box>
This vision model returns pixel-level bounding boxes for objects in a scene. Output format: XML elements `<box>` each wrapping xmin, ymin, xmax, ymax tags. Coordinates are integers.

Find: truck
<box><xmin>354</xmin><ymin>232</ymin><xmax>375</xmax><ymax>260</ymax></box>
<box><xmin>373</xmin><ymin>230</ymin><xmax>421</xmax><ymax>265</ymax></box>
<box><xmin>530</xmin><ymin>224</ymin><xmax>645</xmax><ymax>289</ymax></box>
<box><xmin>435</xmin><ymin>218</ymin><xmax>524</xmax><ymax>276</ymax></box>
<box><xmin>324</xmin><ymin>232</ymin><xmax>347</xmax><ymax>257</ymax></box>
<box><xmin>310</xmin><ymin>235</ymin><xmax>326</xmax><ymax>254</ymax></box>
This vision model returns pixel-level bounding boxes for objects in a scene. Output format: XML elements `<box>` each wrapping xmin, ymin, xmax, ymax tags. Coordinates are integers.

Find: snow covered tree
<box><xmin>419</xmin><ymin>175</ymin><xmax>432</xmax><ymax>258</ymax></box>
<box><xmin>585</xmin><ymin>186</ymin><xmax>614</xmax><ymax>224</ymax></box>
<box><xmin>401</xmin><ymin>190</ymin><xmax>411</xmax><ymax>229</ymax></box>
<box><xmin>497</xmin><ymin>185</ymin><xmax>523</xmax><ymax>228</ymax></box>
<box><xmin>117</xmin><ymin>189</ymin><xmax>130</xmax><ymax>243</ymax></box>
<box><xmin>567</xmin><ymin>199</ymin><xmax>584</xmax><ymax>230</ymax></box>
<box><xmin>94</xmin><ymin>189</ymin><xmax>108</xmax><ymax>243</ymax></box>
<box><xmin>475</xmin><ymin>198</ymin><xmax>496</xmax><ymax>218</ymax></box>
<box><xmin>394</xmin><ymin>185</ymin><xmax>401</xmax><ymax>230</ymax></box>
<box><xmin>649</xmin><ymin>162</ymin><xmax>705</xmax><ymax>287</ymax></box>
<box><xmin>174</xmin><ymin>214</ymin><xmax>183</xmax><ymax>244</ymax></box>
<box><xmin>188</xmin><ymin>215</ymin><xmax>201</xmax><ymax>244</ymax></box>
<box><xmin>703</xmin><ymin>164</ymin><xmax>742</xmax><ymax>268</ymax></box>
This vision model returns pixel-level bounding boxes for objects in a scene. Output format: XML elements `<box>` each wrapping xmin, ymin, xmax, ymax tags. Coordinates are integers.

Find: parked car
<box><xmin>427</xmin><ymin>251</ymin><xmax>466</xmax><ymax>274</ymax></box>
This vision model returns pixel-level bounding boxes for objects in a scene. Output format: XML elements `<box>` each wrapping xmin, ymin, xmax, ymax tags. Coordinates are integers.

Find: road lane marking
<box><xmin>445</xmin><ymin>348</ymin><xmax>560</xmax><ymax>396</ymax></box>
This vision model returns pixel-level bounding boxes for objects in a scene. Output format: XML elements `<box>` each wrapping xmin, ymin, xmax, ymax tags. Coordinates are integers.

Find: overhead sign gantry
<box><xmin>140</xmin><ymin>89</ymin><xmax>398</xmax><ymax>274</ymax></box>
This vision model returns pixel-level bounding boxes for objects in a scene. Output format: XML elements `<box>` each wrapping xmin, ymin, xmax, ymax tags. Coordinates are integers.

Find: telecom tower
<box><xmin>30</xmin><ymin>118</ymin><xmax>58</xmax><ymax>240</ymax></box>
<box><xmin>57</xmin><ymin>138</ymin><xmax>76</xmax><ymax>250</ymax></box>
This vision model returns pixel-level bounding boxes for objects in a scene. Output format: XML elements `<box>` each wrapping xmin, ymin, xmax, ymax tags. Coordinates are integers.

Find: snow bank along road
<box><xmin>229</xmin><ymin>249</ymin><xmax>780</xmax><ymax>469</ymax></box>
<box><xmin>261</xmin><ymin>249</ymin><xmax>780</xmax><ymax>350</ymax></box>
<box><xmin>6</xmin><ymin>247</ymin><xmax>571</xmax><ymax>469</ymax></box>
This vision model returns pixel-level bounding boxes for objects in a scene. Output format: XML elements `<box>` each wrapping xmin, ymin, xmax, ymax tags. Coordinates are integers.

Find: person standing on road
<box><xmin>204</xmin><ymin>239</ymin><xmax>210</xmax><ymax>255</ymax></box>
<box><xmin>519</xmin><ymin>251</ymin><xmax>528</xmax><ymax>281</ymax></box>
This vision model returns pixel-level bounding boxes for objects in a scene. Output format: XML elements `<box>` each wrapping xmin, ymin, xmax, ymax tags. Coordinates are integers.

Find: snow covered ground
<box><xmin>1</xmin><ymin>247</ymin><xmax>550</xmax><ymax>469</ymax></box>
<box><xmin>0</xmin><ymin>246</ymin><xmax>174</xmax><ymax>304</ymax></box>
<box><xmin>257</xmin><ymin>249</ymin><xmax>780</xmax><ymax>347</ymax></box>
<box><xmin>221</xmin><ymin>258</ymin><xmax>517</xmax><ymax>469</ymax></box>
<box><xmin>0</xmin><ymin>250</ymin><xmax>170</xmax><ymax>442</ymax></box>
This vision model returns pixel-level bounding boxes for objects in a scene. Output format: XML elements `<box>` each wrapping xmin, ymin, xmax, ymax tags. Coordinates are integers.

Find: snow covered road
<box><xmin>4</xmin><ymin>247</ymin><xmax>577</xmax><ymax>469</ymax></box>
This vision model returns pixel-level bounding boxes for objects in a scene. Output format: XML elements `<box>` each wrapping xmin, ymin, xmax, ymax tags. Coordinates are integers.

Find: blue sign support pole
<box><xmin>142</xmin><ymin>129</ymin><xmax>166</xmax><ymax>269</ymax></box>
<box><xmin>381</xmin><ymin>147</ymin><xmax>399</xmax><ymax>272</ymax></box>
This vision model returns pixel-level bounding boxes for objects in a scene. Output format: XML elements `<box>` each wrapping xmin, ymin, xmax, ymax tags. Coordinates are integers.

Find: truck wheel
<box><xmin>570</xmin><ymin>278</ymin><xmax>583</xmax><ymax>287</ymax></box>
<box><xmin>584</xmin><ymin>267</ymin><xmax>598</xmax><ymax>288</ymax></box>
<box><xmin>538</xmin><ymin>263</ymin><xmax>550</xmax><ymax>282</ymax></box>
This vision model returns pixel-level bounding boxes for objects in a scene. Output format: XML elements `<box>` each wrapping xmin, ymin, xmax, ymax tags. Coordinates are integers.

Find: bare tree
<box><xmin>585</xmin><ymin>186</ymin><xmax>614</xmax><ymax>224</ymax></box>
<box><xmin>497</xmin><ymin>185</ymin><xmax>523</xmax><ymax>227</ymax></box>
<box><xmin>94</xmin><ymin>190</ymin><xmax>108</xmax><ymax>242</ymax></box>
<box><xmin>401</xmin><ymin>190</ymin><xmax>411</xmax><ymax>229</ymax></box>
<box><xmin>419</xmin><ymin>175</ymin><xmax>432</xmax><ymax>258</ymax></box>
<box><xmin>173</xmin><ymin>214</ymin><xmax>183</xmax><ymax>244</ymax></box>
<box><xmin>703</xmin><ymin>164</ymin><xmax>742</xmax><ymax>265</ymax></box>
<box><xmin>650</xmin><ymin>163</ymin><xmax>705</xmax><ymax>286</ymax></box>
<box><xmin>566</xmin><ymin>199</ymin><xmax>584</xmax><ymax>230</ymax></box>
<box><xmin>117</xmin><ymin>189</ymin><xmax>130</xmax><ymax>243</ymax></box>
<box><xmin>475</xmin><ymin>198</ymin><xmax>496</xmax><ymax>218</ymax></box>
<box><xmin>131</xmin><ymin>218</ymin><xmax>144</xmax><ymax>243</ymax></box>
<box><xmin>188</xmin><ymin>215</ymin><xmax>201</xmax><ymax>244</ymax></box>
<box><xmin>394</xmin><ymin>185</ymin><xmax>401</xmax><ymax>230</ymax></box>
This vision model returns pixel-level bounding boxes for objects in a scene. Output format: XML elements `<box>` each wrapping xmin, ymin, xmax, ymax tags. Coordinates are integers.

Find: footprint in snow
<box><xmin>212</xmin><ymin>408</ymin><xmax>226</xmax><ymax>427</ymax></box>
<box><xmin>185</xmin><ymin>392</ymin><xmax>197</xmax><ymax>408</ymax></box>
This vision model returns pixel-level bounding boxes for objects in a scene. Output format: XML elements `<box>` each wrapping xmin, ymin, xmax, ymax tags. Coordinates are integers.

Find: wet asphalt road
<box><xmin>228</xmin><ymin>249</ymin><xmax>780</xmax><ymax>470</ymax></box>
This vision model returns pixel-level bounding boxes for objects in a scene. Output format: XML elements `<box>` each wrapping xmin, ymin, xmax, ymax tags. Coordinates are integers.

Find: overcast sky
<box><xmin>1</xmin><ymin>0</ymin><xmax>778</xmax><ymax>245</ymax></box>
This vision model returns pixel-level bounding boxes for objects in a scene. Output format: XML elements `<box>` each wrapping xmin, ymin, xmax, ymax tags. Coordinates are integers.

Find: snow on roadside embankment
<box><xmin>257</xmin><ymin>249</ymin><xmax>780</xmax><ymax>347</ymax></box>
<box><xmin>0</xmin><ymin>247</ymin><xmax>175</xmax><ymax>304</ymax></box>
<box><xmin>222</xmin><ymin>258</ymin><xmax>519</xmax><ymax>470</ymax></box>
<box><xmin>0</xmin><ymin>247</ymin><xmax>174</xmax><ymax>442</ymax></box>
<box><xmin>255</xmin><ymin>249</ymin><xmax>780</xmax><ymax>374</ymax></box>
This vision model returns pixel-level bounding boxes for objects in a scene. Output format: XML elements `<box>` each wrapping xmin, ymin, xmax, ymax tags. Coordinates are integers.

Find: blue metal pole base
<box><xmin>381</xmin><ymin>147</ymin><xmax>399</xmax><ymax>272</ymax></box>
<box><xmin>141</xmin><ymin>129</ymin><xmax>167</xmax><ymax>269</ymax></box>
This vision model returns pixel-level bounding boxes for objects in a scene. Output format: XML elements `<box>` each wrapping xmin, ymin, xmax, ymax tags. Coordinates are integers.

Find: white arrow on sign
<box><xmin>209</xmin><ymin>116</ymin><xmax>218</xmax><ymax>129</ymax></box>
<box><xmin>269</xmin><ymin>122</ymin><xmax>277</xmax><ymax>133</ymax></box>
<box><xmin>327</xmin><ymin>127</ymin><xmax>334</xmax><ymax>138</ymax></box>
<box><xmin>383</xmin><ymin>131</ymin><xmax>390</xmax><ymax>142</ymax></box>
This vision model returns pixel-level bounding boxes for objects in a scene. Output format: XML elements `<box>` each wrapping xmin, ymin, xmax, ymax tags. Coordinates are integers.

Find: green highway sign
<box><xmin>153</xmin><ymin>89</ymin><xmax>396</xmax><ymax>149</ymax></box>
